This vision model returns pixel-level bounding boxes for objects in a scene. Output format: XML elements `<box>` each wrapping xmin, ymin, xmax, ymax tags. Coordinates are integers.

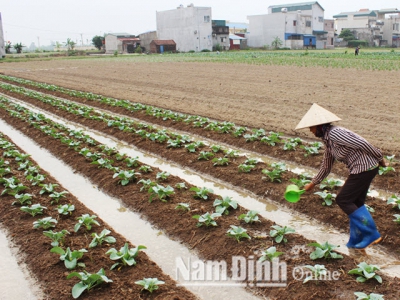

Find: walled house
<box><xmin>212</xmin><ymin>20</ymin><xmax>230</xmax><ymax>50</ymax></box>
<box><xmin>334</xmin><ymin>8</ymin><xmax>399</xmax><ymax>47</ymax></box>
<box><xmin>247</xmin><ymin>1</ymin><xmax>326</xmax><ymax>50</ymax></box>
<box><xmin>104</xmin><ymin>33</ymin><xmax>141</xmax><ymax>54</ymax></box>
<box><xmin>156</xmin><ymin>4</ymin><xmax>213</xmax><ymax>52</ymax></box>
<box><xmin>149</xmin><ymin>40</ymin><xmax>176</xmax><ymax>53</ymax></box>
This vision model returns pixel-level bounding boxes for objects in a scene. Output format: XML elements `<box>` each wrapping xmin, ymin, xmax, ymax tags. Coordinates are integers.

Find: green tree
<box><xmin>5</xmin><ymin>41</ymin><xmax>12</xmax><ymax>53</ymax></box>
<box><xmin>92</xmin><ymin>35</ymin><xmax>105</xmax><ymax>50</ymax></box>
<box><xmin>55</xmin><ymin>41</ymin><xmax>62</xmax><ymax>51</ymax></box>
<box><xmin>65</xmin><ymin>38</ymin><xmax>76</xmax><ymax>51</ymax></box>
<box><xmin>271</xmin><ymin>36</ymin><xmax>283</xmax><ymax>50</ymax></box>
<box><xmin>13</xmin><ymin>42</ymin><xmax>25</xmax><ymax>54</ymax></box>
<box><xmin>339</xmin><ymin>29</ymin><xmax>356</xmax><ymax>41</ymax></box>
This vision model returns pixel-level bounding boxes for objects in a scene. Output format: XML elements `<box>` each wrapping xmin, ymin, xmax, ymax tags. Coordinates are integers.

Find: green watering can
<box><xmin>284</xmin><ymin>184</ymin><xmax>305</xmax><ymax>203</ymax></box>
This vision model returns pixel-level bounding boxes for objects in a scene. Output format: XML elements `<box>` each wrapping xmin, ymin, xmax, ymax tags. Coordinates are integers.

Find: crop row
<box><xmin>0</xmin><ymin>133</ymin><xmax>196</xmax><ymax>299</ymax></box>
<box><xmin>0</xmin><ymin>81</ymin><xmax>399</xmax><ymax>260</ymax></box>
<box><xmin>0</xmin><ymin>89</ymin><xmax>399</xmax><ymax>298</ymax></box>
<box><xmin>0</xmin><ymin>75</ymin><xmax>398</xmax><ymax>184</ymax></box>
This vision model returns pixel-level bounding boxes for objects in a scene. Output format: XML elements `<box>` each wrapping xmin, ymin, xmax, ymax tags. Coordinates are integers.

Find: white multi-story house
<box><xmin>334</xmin><ymin>8</ymin><xmax>399</xmax><ymax>47</ymax></box>
<box><xmin>247</xmin><ymin>1</ymin><xmax>327</xmax><ymax>49</ymax></box>
<box><xmin>156</xmin><ymin>4</ymin><xmax>213</xmax><ymax>52</ymax></box>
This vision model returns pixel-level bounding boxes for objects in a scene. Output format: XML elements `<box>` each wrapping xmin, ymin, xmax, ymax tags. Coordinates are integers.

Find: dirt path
<box><xmin>1</xmin><ymin>59</ymin><xmax>400</xmax><ymax>154</ymax></box>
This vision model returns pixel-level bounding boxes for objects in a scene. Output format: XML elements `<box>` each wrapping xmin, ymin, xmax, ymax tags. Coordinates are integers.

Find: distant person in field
<box><xmin>295</xmin><ymin>103</ymin><xmax>385</xmax><ymax>250</ymax></box>
<box><xmin>355</xmin><ymin>46</ymin><xmax>359</xmax><ymax>55</ymax></box>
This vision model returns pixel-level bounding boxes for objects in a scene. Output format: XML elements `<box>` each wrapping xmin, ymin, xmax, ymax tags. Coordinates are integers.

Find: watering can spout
<box><xmin>284</xmin><ymin>184</ymin><xmax>305</xmax><ymax>203</ymax></box>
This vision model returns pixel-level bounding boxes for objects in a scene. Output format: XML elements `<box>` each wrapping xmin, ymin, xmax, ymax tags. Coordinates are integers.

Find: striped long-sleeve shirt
<box><xmin>312</xmin><ymin>126</ymin><xmax>383</xmax><ymax>185</ymax></box>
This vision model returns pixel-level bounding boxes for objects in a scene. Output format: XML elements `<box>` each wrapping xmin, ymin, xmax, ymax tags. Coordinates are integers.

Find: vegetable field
<box><xmin>0</xmin><ymin>52</ymin><xmax>400</xmax><ymax>300</ymax></box>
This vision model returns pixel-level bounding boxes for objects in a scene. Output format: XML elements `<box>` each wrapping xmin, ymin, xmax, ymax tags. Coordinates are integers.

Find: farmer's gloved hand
<box><xmin>304</xmin><ymin>182</ymin><xmax>315</xmax><ymax>192</ymax></box>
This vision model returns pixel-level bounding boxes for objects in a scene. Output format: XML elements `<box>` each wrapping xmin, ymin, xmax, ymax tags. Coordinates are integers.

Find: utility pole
<box><xmin>80</xmin><ymin>33</ymin><xmax>83</xmax><ymax>46</ymax></box>
<box><xmin>37</xmin><ymin>36</ymin><xmax>40</xmax><ymax>49</ymax></box>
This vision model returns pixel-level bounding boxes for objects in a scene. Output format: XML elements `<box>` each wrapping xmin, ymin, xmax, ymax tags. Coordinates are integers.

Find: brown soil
<box><xmin>0</xmin><ymin>59</ymin><xmax>400</xmax><ymax>299</ymax></box>
<box><xmin>1</xmin><ymin>59</ymin><xmax>400</xmax><ymax>154</ymax></box>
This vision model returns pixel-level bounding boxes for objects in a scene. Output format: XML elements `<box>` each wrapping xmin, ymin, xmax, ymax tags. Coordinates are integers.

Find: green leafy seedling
<box><xmin>74</xmin><ymin>214</ymin><xmax>100</xmax><ymax>232</ymax></box>
<box><xmin>51</xmin><ymin>247</ymin><xmax>87</xmax><ymax>269</ymax></box>
<box><xmin>226</xmin><ymin>225</ymin><xmax>251</xmax><ymax>243</ymax></box>
<box><xmin>303</xmin><ymin>264</ymin><xmax>327</xmax><ymax>284</ymax></box>
<box><xmin>190</xmin><ymin>186</ymin><xmax>213</xmax><ymax>200</ymax></box>
<box><xmin>43</xmin><ymin>229</ymin><xmax>70</xmax><ymax>247</ymax></box>
<box><xmin>49</xmin><ymin>190</ymin><xmax>69</xmax><ymax>204</ymax></box>
<box><xmin>212</xmin><ymin>157</ymin><xmax>229</xmax><ymax>166</ymax></box>
<box><xmin>113</xmin><ymin>170</ymin><xmax>140</xmax><ymax>186</ymax></box>
<box><xmin>198</xmin><ymin>151</ymin><xmax>214</xmax><ymax>161</ymax></box>
<box><xmin>314</xmin><ymin>191</ymin><xmax>336</xmax><ymax>206</ymax></box>
<box><xmin>270</xmin><ymin>225</ymin><xmax>295</xmax><ymax>243</ymax></box>
<box><xmin>348</xmin><ymin>262</ymin><xmax>382</xmax><ymax>283</ymax></box>
<box><xmin>12</xmin><ymin>193</ymin><xmax>33</xmax><ymax>205</ymax></box>
<box><xmin>148</xmin><ymin>184</ymin><xmax>175</xmax><ymax>202</ymax></box>
<box><xmin>175</xmin><ymin>182</ymin><xmax>187</xmax><ymax>190</ymax></box>
<box><xmin>106</xmin><ymin>242</ymin><xmax>147</xmax><ymax>270</ymax></box>
<box><xmin>192</xmin><ymin>212</ymin><xmax>221</xmax><ymax>227</ymax></box>
<box><xmin>39</xmin><ymin>183</ymin><xmax>59</xmax><ymax>195</ymax></box>
<box><xmin>319</xmin><ymin>178</ymin><xmax>343</xmax><ymax>190</ymax></box>
<box><xmin>213</xmin><ymin>196</ymin><xmax>238</xmax><ymax>215</ymax></box>
<box><xmin>387</xmin><ymin>194</ymin><xmax>400</xmax><ymax>209</ymax></box>
<box><xmin>89</xmin><ymin>229</ymin><xmax>116</xmax><ymax>248</ymax></box>
<box><xmin>135</xmin><ymin>278</ymin><xmax>165</xmax><ymax>293</ymax></box>
<box><xmin>353</xmin><ymin>292</ymin><xmax>384</xmax><ymax>300</ymax></box>
<box><xmin>67</xmin><ymin>268</ymin><xmax>112</xmax><ymax>299</ymax></box>
<box><xmin>20</xmin><ymin>203</ymin><xmax>47</xmax><ymax>216</ymax></box>
<box><xmin>308</xmin><ymin>241</ymin><xmax>343</xmax><ymax>260</ymax></box>
<box><xmin>238</xmin><ymin>210</ymin><xmax>260</xmax><ymax>224</ymax></box>
<box><xmin>138</xmin><ymin>165</ymin><xmax>152</xmax><ymax>173</ymax></box>
<box><xmin>175</xmin><ymin>203</ymin><xmax>190</xmax><ymax>212</ymax></box>
<box><xmin>33</xmin><ymin>216</ymin><xmax>57</xmax><ymax>229</ymax></box>
<box><xmin>156</xmin><ymin>171</ymin><xmax>170</xmax><ymax>181</ymax></box>
<box><xmin>258</xmin><ymin>247</ymin><xmax>284</xmax><ymax>262</ymax></box>
<box><xmin>57</xmin><ymin>203</ymin><xmax>75</xmax><ymax>215</ymax></box>
<box><xmin>238</xmin><ymin>164</ymin><xmax>256</xmax><ymax>173</ymax></box>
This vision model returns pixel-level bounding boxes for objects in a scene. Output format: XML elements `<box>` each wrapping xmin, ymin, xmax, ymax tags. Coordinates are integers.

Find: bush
<box><xmin>135</xmin><ymin>46</ymin><xmax>142</xmax><ymax>54</ymax></box>
<box><xmin>348</xmin><ymin>40</ymin><xmax>368</xmax><ymax>48</ymax></box>
<box><xmin>201</xmin><ymin>49</ymin><xmax>211</xmax><ymax>52</ymax></box>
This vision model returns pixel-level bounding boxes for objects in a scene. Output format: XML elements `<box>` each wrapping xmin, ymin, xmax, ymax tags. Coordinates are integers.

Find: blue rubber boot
<box><xmin>348</xmin><ymin>205</ymin><xmax>381</xmax><ymax>249</ymax></box>
<box><xmin>346</xmin><ymin>215</ymin><xmax>362</xmax><ymax>248</ymax></box>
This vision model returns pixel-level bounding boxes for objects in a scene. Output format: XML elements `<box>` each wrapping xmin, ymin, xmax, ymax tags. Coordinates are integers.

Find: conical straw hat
<box><xmin>295</xmin><ymin>103</ymin><xmax>341</xmax><ymax>130</ymax></box>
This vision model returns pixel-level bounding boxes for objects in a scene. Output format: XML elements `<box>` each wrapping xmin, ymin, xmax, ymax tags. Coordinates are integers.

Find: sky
<box><xmin>1</xmin><ymin>0</ymin><xmax>399</xmax><ymax>47</ymax></box>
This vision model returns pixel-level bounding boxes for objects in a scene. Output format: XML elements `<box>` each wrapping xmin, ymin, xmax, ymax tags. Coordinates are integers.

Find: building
<box><xmin>104</xmin><ymin>33</ymin><xmax>141</xmax><ymax>54</ymax></box>
<box><xmin>229</xmin><ymin>34</ymin><xmax>247</xmax><ymax>50</ymax></box>
<box><xmin>149</xmin><ymin>40</ymin><xmax>176</xmax><ymax>53</ymax></box>
<box><xmin>139</xmin><ymin>31</ymin><xmax>158</xmax><ymax>53</ymax></box>
<box><xmin>334</xmin><ymin>8</ymin><xmax>399</xmax><ymax>47</ymax></box>
<box><xmin>0</xmin><ymin>13</ymin><xmax>5</xmax><ymax>58</ymax></box>
<box><xmin>247</xmin><ymin>1</ymin><xmax>326</xmax><ymax>49</ymax></box>
<box><xmin>156</xmin><ymin>4</ymin><xmax>213</xmax><ymax>52</ymax></box>
<box><xmin>212</xmin><ymin>20</ymin><xmax>230</xmax><ymax>50</ymax></box>
<box><xmin>323</xmin><ymin>19</ymin><xmax>335</xmax><ymax>49</ymax></box>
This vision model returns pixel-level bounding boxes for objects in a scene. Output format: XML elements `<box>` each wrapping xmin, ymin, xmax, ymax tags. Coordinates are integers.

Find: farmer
<box><xmin>355</xmin><ymin>46</ymin><xmax>359</xmax><ymax>55</ymax></box>
<box><xmin>295</xmin><ymin>103</ymin><xmax>385</xmax><ymax>250</ymax></box>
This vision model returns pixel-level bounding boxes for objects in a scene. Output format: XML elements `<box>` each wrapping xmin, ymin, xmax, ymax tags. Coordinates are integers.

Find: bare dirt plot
<box><xmin>1</xmin><ymin>58</ymin><xmax>400</xmax><ymax>155</ymax></box>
